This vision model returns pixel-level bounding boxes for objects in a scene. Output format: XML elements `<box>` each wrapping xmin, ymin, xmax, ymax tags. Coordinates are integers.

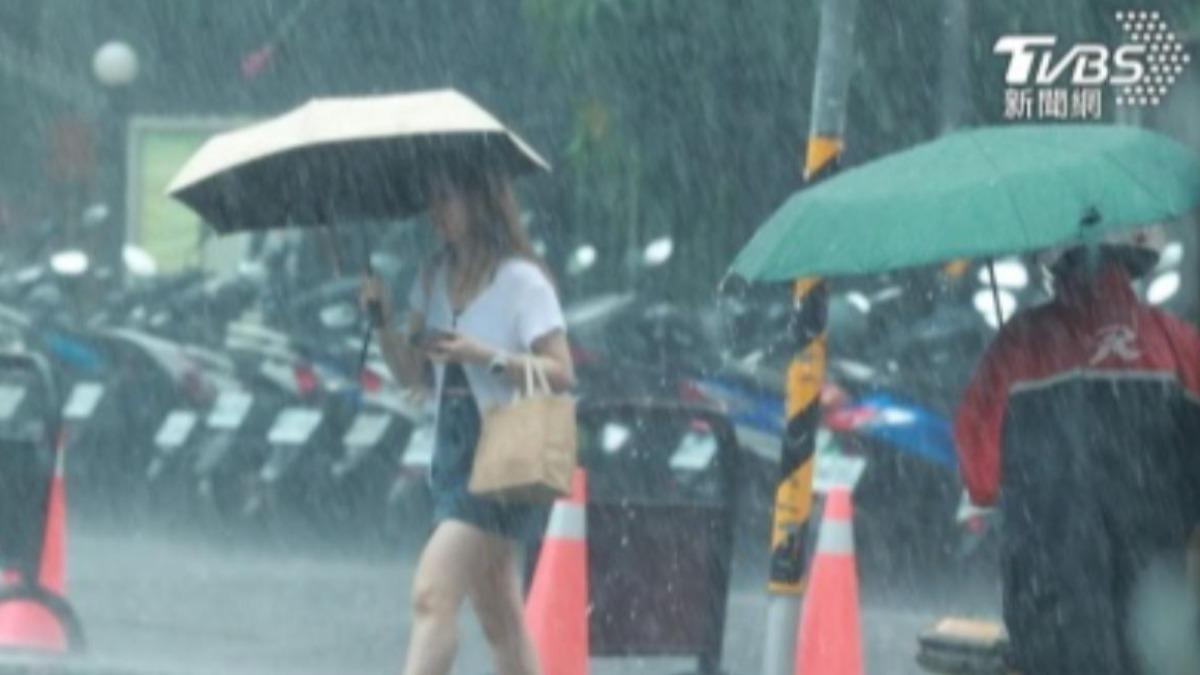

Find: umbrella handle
<box><xmin>357</xmin><ymin>329</ymin><xmax>373</xmax><ymax>374</ymax></box>
<box><xmin>360</xmin><ymin>263</ymin><xmax>382</xmax><ymax>373</ymax></box>
<box><xmin>366</xmin><ymin>299</ymin><xmax>385</xmax><ymax>328</ymax></box>
<box><xmin>362</xmin><ymin>235</ymin><xmax>386</xmax><ymax>328</ymax></box>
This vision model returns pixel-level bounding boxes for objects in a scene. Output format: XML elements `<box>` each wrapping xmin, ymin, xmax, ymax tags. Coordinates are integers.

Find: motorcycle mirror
<box><xmin>843</xmin><ymin>291</ymin><xmax>871</xmax><ymax>313</ymax></box>
<box><xmin>319</xmin><ymin>302</ymin><xmax>358</xmax><ymax>330</ymax></box>
<box><xmin>567</xmin><ymin>244</ymin><xmax>598</xmax><ymax>276</ymax></box>
<box><xmin>1156</xmin><ymin>241</ymin><xmax>1183</xmax><ymax>271</ymax></box>
<box><xmin>368</xmin><ymin>252</ymin><xmax>404</xmax><ymax>278</ymax></box>
<box><xmin>122</xmin><ymin>245</ymin><xmax>158</xmax><ymax>277</ymax></box>
<box><xmin>49</xmin><ymin>250</ymin><xmax>89</xmax><ymax>277</ymax></box>
<box><xmin>1146</xmin><ymin>271</ymin><xmax>1181</xmax><ymax>305</ymax></box>
<box><xmin>642</xmin><ymin>237</ymin><xmax>674</xmax><ymax>267</ymax></box>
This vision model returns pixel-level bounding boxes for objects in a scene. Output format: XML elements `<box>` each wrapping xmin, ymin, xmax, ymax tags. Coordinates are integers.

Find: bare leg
<box><xmin>402</xmin><ymin>521</ymin><xmax>490</xmax><ymax>675</ymax></box>
<box><xmin>470</xmin><ymin>534</ymin><xmax>542</xmax><ymax>675</ymax></box>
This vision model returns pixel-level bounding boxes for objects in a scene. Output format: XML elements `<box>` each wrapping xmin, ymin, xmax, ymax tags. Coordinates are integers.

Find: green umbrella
<box><xmin>729</xmin><ymin>124</ymin><xmax>1200</xmax><ymax>283</ymax></box>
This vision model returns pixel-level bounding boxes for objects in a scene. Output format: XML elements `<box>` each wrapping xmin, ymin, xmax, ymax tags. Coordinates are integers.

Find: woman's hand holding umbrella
<box><xmin>356</xmin><ymin>277</ymin><xmax>489</xmax><ymax>366</ymax></box>
<box><xmin>358</xmin><ymin>274</ymin><xmax>393</xmax><ymax>329</ymax></box>
<box><xmin>358</xmin><ymin>276</ymin><xmax>427</xmax><ymax>394</ymax></box>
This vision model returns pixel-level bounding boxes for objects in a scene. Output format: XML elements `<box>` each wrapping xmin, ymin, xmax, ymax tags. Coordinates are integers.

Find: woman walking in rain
<box><xmin>362</xmin><ymin>162</ymin><xmax>574</xmax><ymax>675</ymax></box>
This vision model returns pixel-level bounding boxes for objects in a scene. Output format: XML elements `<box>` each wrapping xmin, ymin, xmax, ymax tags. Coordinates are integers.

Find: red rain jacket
<box><xmin>954</xmin><ymin>263</ymin><xmax>1200</xmax><ymax>506</ymax></box>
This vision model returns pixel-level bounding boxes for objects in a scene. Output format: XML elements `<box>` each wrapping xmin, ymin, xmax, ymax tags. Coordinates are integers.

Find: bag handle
<box><xmin>517</xmin><ymin>356</ymin><xmax>554</xmax><ymax>400</ymax></box>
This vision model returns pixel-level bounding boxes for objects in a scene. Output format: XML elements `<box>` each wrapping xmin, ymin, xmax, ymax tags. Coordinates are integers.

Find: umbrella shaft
<box><xmin>987</xmin><ymin>259</ymin><xmax>1004</xmax><ymax>326</ymax></box>
<box><xmin>357</xmin><ymin>329</ymin><xmax>372</xmax><ymax>373</ymax></box>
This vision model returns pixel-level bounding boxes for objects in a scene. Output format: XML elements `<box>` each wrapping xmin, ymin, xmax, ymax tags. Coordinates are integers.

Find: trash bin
<box><xmin>574</xmin><ymin>399</ymin><xmax>740</xmax><ymax>675</ymax></box>
<box><xmin>0</xmin><ymin>351</ymin><xmax>59</xmax><ymax>582</ymax></box>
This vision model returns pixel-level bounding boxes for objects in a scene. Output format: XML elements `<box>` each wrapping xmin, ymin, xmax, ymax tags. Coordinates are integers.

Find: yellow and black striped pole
<box><xmin>768</xmin><ymin>135</ymin><xmax>842</xmax><ymax>596</ymax></box>
<box><xmin>762</xmin><ymin>1</ymin><xmax>857</xmax><ymax>674</ymax></box>
<box><xmin>768</xmin><ymin>274</ymin><xmax>827</xmax><ymax>591</ymax></box>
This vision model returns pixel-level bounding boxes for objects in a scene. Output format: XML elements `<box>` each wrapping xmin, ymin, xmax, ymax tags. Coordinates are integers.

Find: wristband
<box><xmin>487</xmin><ymin>352</ymin><xmax>509</xmax><ymax>375</ymax></box>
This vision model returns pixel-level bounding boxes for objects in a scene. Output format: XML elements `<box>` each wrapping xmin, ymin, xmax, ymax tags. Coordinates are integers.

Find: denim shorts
<box><xmin>430</xmin><ymin>378</ymin><xmax>548</xmax><ymax>543</ymax></box>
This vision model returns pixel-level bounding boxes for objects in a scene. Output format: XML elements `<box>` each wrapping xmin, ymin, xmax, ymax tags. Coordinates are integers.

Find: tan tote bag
<box><xmin>468</xmin><ymin>358</ymin><xmax>577</xmax><ymax>502</ymax></box>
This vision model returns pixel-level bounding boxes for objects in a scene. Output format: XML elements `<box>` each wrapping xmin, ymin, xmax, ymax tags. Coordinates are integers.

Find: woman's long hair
<box><xmin>422</xmin><ymin>162</ymin><xmax>550</xmax><ymax>292</ymax></box>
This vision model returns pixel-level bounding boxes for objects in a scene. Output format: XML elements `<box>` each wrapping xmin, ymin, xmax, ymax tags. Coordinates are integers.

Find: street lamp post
<box><xmin>91</xmin><ymin>40</ymin><xmax>138</xmax><ymax>287</ymax></box>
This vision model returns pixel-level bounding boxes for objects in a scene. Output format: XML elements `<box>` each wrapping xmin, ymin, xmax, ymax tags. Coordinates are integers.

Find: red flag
<box><xmin>241</xmin><ymin>44</ymin><xmax>276</xmax><ymax>80</ymax></box>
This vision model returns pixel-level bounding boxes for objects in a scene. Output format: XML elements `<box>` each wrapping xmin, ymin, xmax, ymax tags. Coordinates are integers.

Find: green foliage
<box><xmin>522</xmin><ymin>0</ymin><xmax>1197</xmax><ymax>299</ymax></box>
<box><xmin>522</xmin><ymin>0</ymin><xmax>816</xmax><ymax>298</ymax></box>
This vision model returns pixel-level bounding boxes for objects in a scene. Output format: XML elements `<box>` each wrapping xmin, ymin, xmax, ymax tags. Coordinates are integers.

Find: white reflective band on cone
<box><xmin>546</xmin><ymin>502</ymin><xmax>586</xmax><ymax>541</ymax></box>
<box><xmin>817</xmin><ymin>520</ymin><xmax>854</xmax><ymax>555</ymax></box>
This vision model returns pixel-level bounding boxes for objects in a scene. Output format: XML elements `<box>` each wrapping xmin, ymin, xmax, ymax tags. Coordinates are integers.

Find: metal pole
<box><xmin>763</xmin><ymin>1</ymin><xmax>857</xmax><ymax>674</ymax></box>
<box><xmin>939</xmin><ymin>0</ymin><xmax>971</xmax><ymax>134</ymax></box>
<box><xmin>106</xmin><ymin>91</ymin><xmax>131</xmax><ymax>289</ymax></box>
<box><xmin>937</xmin><ymin>0</ymin><xmax>971</xmax><ymax>281</ymax></box>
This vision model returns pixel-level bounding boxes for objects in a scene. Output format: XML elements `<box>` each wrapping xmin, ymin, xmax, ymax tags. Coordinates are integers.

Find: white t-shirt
<box><xmin>408</xmin><ymin>256</ymin><xmax>566</xmax><ymax>412</ymax></box>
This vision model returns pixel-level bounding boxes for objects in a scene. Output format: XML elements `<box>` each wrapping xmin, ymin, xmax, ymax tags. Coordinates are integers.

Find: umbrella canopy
<box><xmin>729</xmin><ymin>124</ymin><xmax>1200</xmax><ymax>282</ymax></box>
<box><xmin>167</xmin><ymin>89</ymin><xmax>550</xmax><ymax>233</ymax></box>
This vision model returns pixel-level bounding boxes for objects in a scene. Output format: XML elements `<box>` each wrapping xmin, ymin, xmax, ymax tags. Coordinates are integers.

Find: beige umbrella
<box><xmin>167</xmin><ymin>88</ymin><xmax>550</xmax><ymax>368</ymax></box>
<box><xmin>167</xmin><ymin>88</ymin><xmax>550</xmax><ymax>232</ymax></box>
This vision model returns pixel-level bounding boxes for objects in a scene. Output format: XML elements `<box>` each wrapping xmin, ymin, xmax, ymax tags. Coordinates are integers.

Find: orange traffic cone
<box><xmin>0</xmin><ymin>596</ymin><xmax>68</xmax><ymax>652</ymax></box>
<box><xmin>795</xmin><ymin>486</ymin><xmax>862</xmax><ymax>675</ymax></box>
<box><xmin>525</xmin><ymin>469</ymin><xmax>589</xmax><ymax>675</ymax></box>
<box><xmin>37</xmin><ymin>442</ymin><xmax>67</xmax><ymax>595</ymax></box>
<box><xmin>0</xmin><ymin>442</ymin><xmax>72</xmax><ymax>653</ymax></box>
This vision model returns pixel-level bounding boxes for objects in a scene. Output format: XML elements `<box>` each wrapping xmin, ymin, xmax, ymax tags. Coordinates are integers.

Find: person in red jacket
<box><xmin>955</xmin><ymin>236</ymin><xmax>1200</xmax><ymax>674</ymax></box>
